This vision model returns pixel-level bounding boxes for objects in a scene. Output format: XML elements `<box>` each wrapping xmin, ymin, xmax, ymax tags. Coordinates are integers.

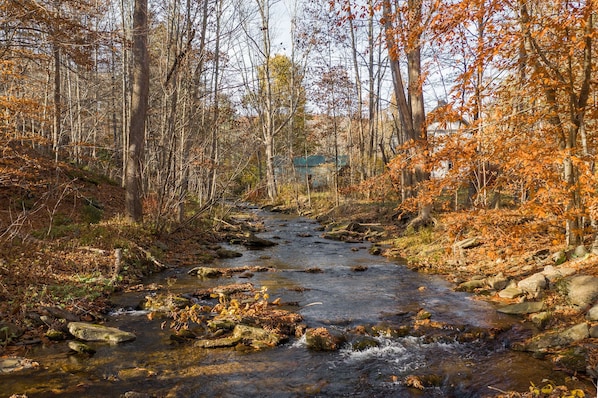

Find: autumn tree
<box><xmin>1</xmin><ymin>1</ymin><xmax>101</xmax><ymax>153</ymax></box>
<box><xmin>414</xmin><ymin>0</ymin><xmax>596</xmax><ymax>247</ymax></box>
<box><xmin>516</xmin><ymin>1</ymin><xmax>594</xmax><ymax>246</ymax></box>
<box><xmin>381</xmin><ymin>0</ymin><xmax>438</xmax><ymax>226</ymax></box>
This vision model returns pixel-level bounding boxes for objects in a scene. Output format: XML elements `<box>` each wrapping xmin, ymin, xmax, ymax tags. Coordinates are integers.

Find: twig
<box><xmin>131</xmin><ymin>243</ymin><xmax>167</xmax><ymax>269</ymax></box>
<box><xmin>487</xmin><ymin>386</ymin><xmax>509</xmax><ymax>394</ymax></box>
<box><xmin>78</xmin><ymin>246</ymin><xmax>108</xmax><ymax>255</ymax></box>
<box><xmin>213</xmin><ymin>217</ymin><xmax>240</xmax><ymax>230</ymax></box>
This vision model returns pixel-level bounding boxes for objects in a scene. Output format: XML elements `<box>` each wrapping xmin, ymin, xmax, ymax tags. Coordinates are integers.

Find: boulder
<box><xmin>517</xmin><ymin>273</ymin><xmax>547</xmax><ymax>296</ymax></box>
<box><xmin>497</xmin><ymin>301</ymin><xmax>545</xmax><ymax>315</ymax></box>
<box><xmin>541</xmin><ymin>265</ymin><xmax>576</xmax><ymax>282</ymax></box>
<box><xmin>587</xmin><ymin>304</ymin><xmax>598</xmax><ymax>321</ymax></box>
<box><xmin>233</xmin><ymin>324</ymin><xmax>281</xmax><ymax>347</ymax></box>
<box><xmin>43</xmin><ymin>306</ymin><xmax>80</xmax><ymax>322</ymax></box>
<box><xmin>573</xmin><ymin>245</ymin><xmax>588</xmax><ymax>258</ymax></box>
<box><xmin>566</xmin><ymin>275</ymin><xmax>598</xmax><ymax>308</ymax></box>
<box><xmin>352</xmin><ymin>336</ymin><xmax>380</xmax><ymax>351</ymax></box>
<box><xmin>552</xmin><ymin>251</ymin><xmax>567</xmax><ymax>265</ymax></box>
<box><xmin>68</xmin><ymin>322</ymin><xmax>136</xmax><ymax>343</ymax></box>
<box><xmin>498</xmin><ymin>286</ymin><xmax>525</xmax><ymax>299</ymax></box>
<box><xmin>241</xmin><ymin>234</ymin><xmax>277</xmax><ymax>249</ymax></box>
<box><xmin>456</xmin><ymin>279</ymin><xmax>486</xmax><ymax>292</ymax></box>
<box><xmin>208</xmin><ymin>318</ymin><xmax>236</xmax><ymax>331</ymax></box>
<box><xmin>530</xmin><ymin>312</ymin><xmax>551</xmax><ymax>329</ymax></box>
<box><xmin>486</xmin><ymin>273</ymin><xmax>509</xmax><ymax>291</ymax></box>
<box><xmin>0</xmin><ymin>357</ymin><xmax>39</xmax><ymax>374</ymax></box>
<box><xmin>195</xmin><ymin>324</ymin><xmax>281</xmax><ymax>349</ymax></box>
<box><xmin>519</xmin><ymin>323</ymin><xmax>589</xmax><ymax>352</ymax></box>
<box><xmin>305</xmin><ymin>327</ymin><xmax>344</xmax><ymax>351</ymax></box>
<box><xmin>590</xmin><ymin>325</ymin><xmax>598</xmax><ymax>338</ymax></box>
<box><xmin>45</xmin><ymin>328</ymin><xmax>66</xmax><ymax>341</ymax></box>
<box><xmin>215</xmin><ymin>248</ymin><xmax>242</xmax><ymax>259</ymax></box>
<box><xmin>188</xmin><ymin>266</ymin><xmax>222</xmax><ymax>278</ymax></box>
<box><xmin>141</xmin><ymin>294</ymin><xmax>191</xmax><ymax>312</ymax></box>
<box><xmin>68</xmin><ymin>340</ymin><xmax>96</xmax><ymax>354</ymax></box>
<box><xmin>415</xmin><ymin>309</ymin><xmax>432</xmax><ymax>320</ymax></box>
<box><xmin>553</xmin><ymin>347</ymin><xmax>588</xmax><ymax>373</ymax></box>
<box><xmin>369</xmin><ymin>245</ymin><xmax>383</xmax><ymax>255</ymax></box>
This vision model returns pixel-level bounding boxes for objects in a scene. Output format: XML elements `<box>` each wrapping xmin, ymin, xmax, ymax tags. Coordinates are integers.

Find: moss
<box><xmin>83</xmin><ymin>204</ymin><xmax>103</xmax><ymax>224</ymax></box>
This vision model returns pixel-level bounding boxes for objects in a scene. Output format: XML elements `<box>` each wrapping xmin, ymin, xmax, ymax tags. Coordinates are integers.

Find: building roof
<box><xmin>293</xmin><ymin>155</ymin><xmax>348</xmax><ymax>168</ymax></box>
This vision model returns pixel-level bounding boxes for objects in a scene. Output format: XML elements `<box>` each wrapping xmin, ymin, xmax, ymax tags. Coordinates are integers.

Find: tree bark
<box><xmin>125</xmin><ymin>0</ymin><xmax>149</xmax><ymax>222</ymax></box>
<box><xmin>52</xmin><ymin>42</ymin><xmax>61</xmax><ymax>162</ymax></box>
<box><xmin>383</xmin><ymin>0</ymin><xmax>430</xmax><ymax>225</ymax></box>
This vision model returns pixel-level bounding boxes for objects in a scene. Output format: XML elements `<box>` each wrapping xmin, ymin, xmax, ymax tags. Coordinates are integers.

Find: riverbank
<box><xmin>304</xmin><ymin>199</ymin><xmax>598</xmax><ymax>396</ymax></box>
<box><xmin>0</xmin><ymin>143</ymin><xmax>596</xmax><ymax>396</ymax></box>
<box><xmin>0</xmin><ymin>186</ymin><xmax>596</xmax><ymax>395</ymax></box>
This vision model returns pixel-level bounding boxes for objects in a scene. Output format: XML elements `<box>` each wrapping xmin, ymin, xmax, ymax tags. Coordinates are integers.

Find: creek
<box><xmin>1</xmin><ymin>208</ymin><xmax>585</xmax><ymax>397</ymax></box>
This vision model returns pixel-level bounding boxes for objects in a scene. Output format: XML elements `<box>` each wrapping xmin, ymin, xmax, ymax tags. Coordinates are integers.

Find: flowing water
<box><xmin>2</xmin><ymin>208</ymin><xmax>593</xmax><ymax>397</ymax></box>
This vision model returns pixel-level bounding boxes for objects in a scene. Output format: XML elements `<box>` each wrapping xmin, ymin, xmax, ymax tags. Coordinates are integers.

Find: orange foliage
<box><xmin>362</xmin><ymin>0</ymin><xmax>598</xmax><ymax>245</ymax></box>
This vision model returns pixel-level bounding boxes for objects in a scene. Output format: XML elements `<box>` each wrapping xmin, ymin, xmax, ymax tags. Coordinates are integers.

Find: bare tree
<box><xmin>125</xmin><ymin>0</ymin><xmax>149</xmax><ymax>222</ymax></box>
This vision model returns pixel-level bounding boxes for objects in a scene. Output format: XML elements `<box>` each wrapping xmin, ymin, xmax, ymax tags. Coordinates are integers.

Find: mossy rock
<box><xmin>0</xmin><ymin>323</ymin><xmax>23</xmax><ymax>343</ymax></box>
<box><xmin>45</xmin><ymin>328</ymin><xmax>66</xmax><ymax>341</ymax></box>
<box><xmin>352</xmin><ymin>336</ymin><xmax>380</xmax><ymax>351</ymax></box>
<box><xmin>553</xmin><ymin>347</ymin><xmax>588</xmax><ymax>373</ymax></box>
<box><xmin>216</xmin><ymin>248</ymin><xmax>243</xmax><ymax>259</ymax></box>
<box><xmin>305</xmin><ymin>327</ymin><xmax>345</xmax><ymax>351</ymax></box>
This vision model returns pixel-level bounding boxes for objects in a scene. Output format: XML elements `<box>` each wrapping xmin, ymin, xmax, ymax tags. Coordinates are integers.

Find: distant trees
<box><xmin>2</xmin><ymin>0</ymin><xmax>598</xmax><ymax>245</ymax></box>
<box><xmin>1</xmin><ymin>0</ymin><xmax>101</xmax><ymax>155</ymax></box>
<box><xmin>329</xmin><ymin>0</ymin><xmax>598</xmax><ymax>246</ymax></box>
<box><xmin>237</xmin><ymin>0</ymin><xmax>307</xmax><ymax>201</ymax></box>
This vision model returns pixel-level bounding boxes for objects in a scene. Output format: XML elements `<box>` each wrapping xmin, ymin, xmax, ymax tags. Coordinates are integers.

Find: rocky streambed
<box><xmin>1</xmin><ymin>208</ymin><xmax>596</xmax><ymax>397</ymax></box>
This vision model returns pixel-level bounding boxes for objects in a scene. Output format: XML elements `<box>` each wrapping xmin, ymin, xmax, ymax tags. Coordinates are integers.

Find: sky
<box><xmin>271</xmin><ymin>0</ymin><xmax>295</xmax><ymax>55</ymax></box>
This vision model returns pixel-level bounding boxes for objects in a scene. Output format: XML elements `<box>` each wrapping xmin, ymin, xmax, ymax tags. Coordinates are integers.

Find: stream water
<box><xmin>2</xmin><ymin>208</ymin><xmax>593</xmax><ymax>397</ymax></box>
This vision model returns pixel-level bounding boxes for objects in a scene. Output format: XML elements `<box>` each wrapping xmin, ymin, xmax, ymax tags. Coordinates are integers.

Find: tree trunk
<box><xmin>52</xmin><ymin>42</ymin><xmax>61</xmax><ymax>162</ymax></box>
<box><xmin>347</xmin><ymin>5</ymin><xmax>366</xmax><ymax>182</ymax></box>
<box><xmin>257</xmin><ymin>0</ymin><xmax>277</xmax><ymax>201</ymax></box>
<box><xmin>264</xmin><ymin>128</ymin><xmax>277</xmax><ymax>200</ymax></box>
<box><xmin>208</xmin><ymin>0</ymin><xmax>221</xmax><ymax>202</ymax></box>
<box><xmin>125</xmin><ymin>0</ymin><xmax>149</xmax><ymax>222</ymax></box>
<box><xmin>383</xmin><ymin>0</ymin><xmax>430</xmax><ymax>227</ymax></box>
<box><xmin>120</xmin><ymin>0</ymin><xmax>131</xmax><ymax>187</ymax></box>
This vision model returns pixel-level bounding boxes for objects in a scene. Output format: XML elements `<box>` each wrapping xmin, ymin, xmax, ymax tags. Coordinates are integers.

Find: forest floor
<box><xmin>0</xmin><ymin>142</ymin><xmax>223</xmax><ymax>347</ymax></box>
<box><xmin>0</xmin><ymin>143</ymin><xmax>596</xmax><ymax>397</ymax></box>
